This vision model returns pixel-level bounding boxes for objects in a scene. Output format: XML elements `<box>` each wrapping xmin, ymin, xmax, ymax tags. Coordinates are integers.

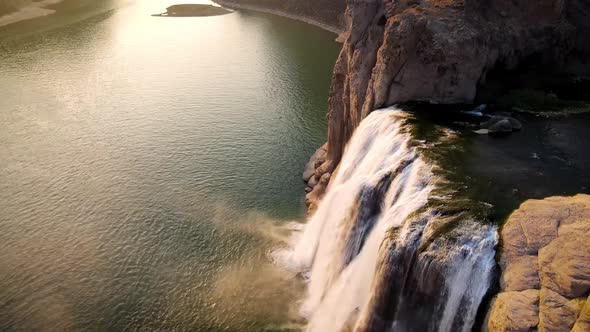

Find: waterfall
<box><xmin>287</xmin><ymin>108</ymin><xmax>497</xmax><ymax>332</ymax></box>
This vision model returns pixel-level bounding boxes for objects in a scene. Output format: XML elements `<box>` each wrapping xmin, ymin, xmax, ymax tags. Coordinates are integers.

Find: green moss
<box><xmin>386</xmin><ymin>226</ymin><xmax>401</xmax><ymax>242</ymax></box>
<box><xmin>418</xmin><ymin>216</ymin><xmax>462</xmax><ymax>253</ymax></box>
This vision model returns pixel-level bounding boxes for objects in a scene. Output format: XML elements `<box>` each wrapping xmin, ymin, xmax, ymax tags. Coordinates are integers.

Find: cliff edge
<box><xmin>326</xmin><ymin>0</ymin><xmax>590</xmax><ymax>163</ymax></box>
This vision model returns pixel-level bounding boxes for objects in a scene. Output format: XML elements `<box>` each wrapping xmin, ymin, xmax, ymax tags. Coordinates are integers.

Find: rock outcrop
<box><xmin>488</xmin><ymin>194</ymin><xmax>590</xmax><ymax>332</ymax></box>
<box><xmin>326</xmin><ymin>0</ymin><xmax>590</xmax><ymax>163</ymax></box>
<box><xmin>301</xmin><ymin>144</ymin><xmax>334</xmax><ymax>215</ymax></box>
<box><xmin>214</xmin><ymin>0</ymin><xmax>346</xmax><ymax>33</ymax></box>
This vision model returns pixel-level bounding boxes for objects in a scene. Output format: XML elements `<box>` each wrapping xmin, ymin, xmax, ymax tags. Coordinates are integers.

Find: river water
<box><xmin>0</xmin><ymin>1</ymin><xmax>339</xmax><ymax>331</ymax></box>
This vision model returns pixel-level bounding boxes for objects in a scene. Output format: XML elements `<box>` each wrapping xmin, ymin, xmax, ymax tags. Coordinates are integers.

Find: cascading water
<box><xmin>285</xmin><ymin>108</ymin><xmax>497</xmax><ymax>332</ymax></box>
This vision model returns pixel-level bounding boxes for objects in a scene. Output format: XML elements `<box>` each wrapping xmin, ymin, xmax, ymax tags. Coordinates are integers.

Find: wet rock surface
<box><xmin>488</xmin><ymin>194</ymin><xmax>590</xmax><ymax>332</ymax></box>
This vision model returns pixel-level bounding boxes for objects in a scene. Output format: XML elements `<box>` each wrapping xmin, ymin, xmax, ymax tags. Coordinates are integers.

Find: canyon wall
<box><xmin>326</xmin><ymin>0</ymin><xmax>590</xmax><ymax>163</ymax></box>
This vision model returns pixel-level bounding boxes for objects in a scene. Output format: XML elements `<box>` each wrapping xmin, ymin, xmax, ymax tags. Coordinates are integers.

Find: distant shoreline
<box><xmin>0</xmin><ymin>0</ymin><xmax>64</xmax><ymax>28</ymax></box>
<box><xmin>213</xmin><ymin>0</ymin><xmax>343</xmax><ymax>36</ymax></box>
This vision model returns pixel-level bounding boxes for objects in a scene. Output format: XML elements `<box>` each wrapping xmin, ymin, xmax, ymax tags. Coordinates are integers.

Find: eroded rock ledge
<box><xmin>488</xmin><ymin>194</ymin><xmax>590</xmax><ymax>332</ymax></box>
<box><xmin>326</xmin><ymin>0</ymin><xmax>590</xmax><ymax>163</ymax></box>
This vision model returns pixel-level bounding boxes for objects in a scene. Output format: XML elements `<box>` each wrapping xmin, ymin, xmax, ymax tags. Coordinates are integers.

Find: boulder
<box><xmin>303</xmin><ymin>144</ymin><xmax>328</xmax><ymax>181</ymax></box>
<box><xmin>538</xmin><ymin>235</ymin><xmax>590</xmax><ymax>299</ymax></box>
<box><xmin>489</xmin><ymin>194</ymin><xmax>590</xmax><ymax>332</ymax></box>
<box><xmin>572</xmin><ymin>295</ymin><xmax>590</xmax><ymax>332</ymax></box>
<box><xmin>305</xmin><ymin>173</ymin><xmax>331</xmax><ymax>215</ymax></box>
<box><xmin>314</xmin><ymin>160</ymin><xmax>335</xmax><ymax>179</ymax></box>
<box><xmin>507</xmin><ymin>117</ymin><xmax>523</xmax><ymax>131</ymax></box>
<box><xmin>487</xmin><ymin>119</ymin><xmax>513</xmax><ymax>134</ymax></box>
<box><xmin>502</xmin><ymin>255</ymin><xmax>540</xmax><ymax>291</ymax></box>
<box><xmin>308</xmin><ymin>175</ymin><xmax>319</xmax><ymax>189</ymax></box>
<box><xmin>538</xmin><ymin>288</ymin><xmax>582</xmax><ymax>331</ymax></box>
<box><xmin>487</xmin><ymin>289</ymin><xmax>539</xmax><ymax>332</ymax></box>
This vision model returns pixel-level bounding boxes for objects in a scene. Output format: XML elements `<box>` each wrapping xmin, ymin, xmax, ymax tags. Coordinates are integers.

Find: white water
<box><xmin>282</xmin><ymin>108</ymin><xmax>497</xmax><ymax>332</ymax></box>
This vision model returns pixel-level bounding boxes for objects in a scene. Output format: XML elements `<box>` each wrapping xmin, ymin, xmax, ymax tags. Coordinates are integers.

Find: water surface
<box><xmin>0</xmin><ymin>1</ymin><xmax>339</xmax><ymax>330</ymax></box>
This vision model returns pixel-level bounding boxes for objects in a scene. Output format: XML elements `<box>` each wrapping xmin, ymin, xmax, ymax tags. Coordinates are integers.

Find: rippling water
<box><xmin>0</xmin><ymin>1</ymin><xmax>339</xmax><ymax>330</ymax></box>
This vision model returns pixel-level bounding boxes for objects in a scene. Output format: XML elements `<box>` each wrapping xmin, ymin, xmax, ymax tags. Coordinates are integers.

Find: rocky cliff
<box><xmin>488</xmin><ymin>195</ymin><xmax>590</xmax><ymax>332</ymax></box>
<box><xmin>325</xmin><ymin>0</ymin><xmax>590</xmax><ymax>164</ymax></box>
<box><xmin>214</xmin><ymin>0</ymin><xmax>346</xmax><ymax>33</ymax></box>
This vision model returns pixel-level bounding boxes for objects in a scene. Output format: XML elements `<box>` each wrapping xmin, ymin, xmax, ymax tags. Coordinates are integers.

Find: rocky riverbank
<box><xmin>214</xmin><ymin>0</ymin><xmax>345</xmax><ymax>35</ymax></box>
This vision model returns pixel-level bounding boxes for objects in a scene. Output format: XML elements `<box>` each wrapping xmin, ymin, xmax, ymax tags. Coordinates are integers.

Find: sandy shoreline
<box><xmin>0</xmin><ymin>0</ymin><xmax>64</xmax><ymax>28</ymax></box>
<box><xmin>213</xmin><ymin>0</ymin><xmax>343</xmax><ymax>36</ymax></box>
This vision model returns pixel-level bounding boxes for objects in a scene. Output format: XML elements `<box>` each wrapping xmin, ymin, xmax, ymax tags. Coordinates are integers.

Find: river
<box><xmin>0</xmin><ymin>1</ymin><xmax>339</xmax><ymax>330</ymax></box>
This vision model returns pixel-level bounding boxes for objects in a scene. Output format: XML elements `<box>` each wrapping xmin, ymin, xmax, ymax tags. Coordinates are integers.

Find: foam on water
<box><xmin>280</xmin><ymin>108</ymin><xmax>497</xmax><ymax>332</ymax></box>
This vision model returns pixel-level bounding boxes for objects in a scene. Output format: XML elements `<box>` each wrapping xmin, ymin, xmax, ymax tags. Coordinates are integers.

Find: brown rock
<box><xmin>305</xmin><ymin>173</ymin><xmax>331</xmax><ymax>215</ymax></box>
<box><xmin>539</xmin><ymin>287</ymin><xmax>582</xmax><ymax>332</ymax></box>
<box><xmin>538</xmin><ymin>235</ymin><xmax>590</xmax><ymax>299</ymax></box>
<box><xmin>303</xmin><ymin>144</ymin><xmax>328</xmax><ymax>182</ymax></box>
<box><xmin>572</xmin><ymin>295</ymin><xmax>590</xmax><ymax>332</ymax></box>
<box><xmin>315</xmin><ymin>159</ymin><xmax>335</xmax><ymax>178</ymax></box>
<box><xmin>502</xmin><ymin>255</ymin><xmax>540</xmax><ymax>291</ymax></box>
<box><xmin>308</xmin><ymin>175</ymin><xmax>319</xmax><ymax>189</ymax></box>
<box><xmin>325</xmin><ymin>0</ymin><xmax>590</xmax><ymax>162</ymax></box>
<box><xmin>489</xmin><ymin>194</ymin><xmax>590</xmax><ymax>332</ymax></box>
<box><xmin>487</xmin><ymin>289</ymin><xmax>539</xmax><ymax>332</ymax></box>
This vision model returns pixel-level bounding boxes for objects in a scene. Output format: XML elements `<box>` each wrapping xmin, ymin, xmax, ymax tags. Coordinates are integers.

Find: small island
<box><xmin>152</xmin><ymin>4</ymin><xmax>231</xmax><ymax>17</ymax></box>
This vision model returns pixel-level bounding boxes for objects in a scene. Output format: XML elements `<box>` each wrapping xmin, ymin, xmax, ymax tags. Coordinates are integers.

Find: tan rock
<box><xmin>305</xmin><ymin>173</ymin><xmax>331</xmax><ymax>215</ymax></box>
<box><xmin>489</xmin><ymin>194</ymin><xmax>590</xmax><ymax>332</ymax></box>
<box><xmin>308</xmin><ymin>175</ymin><xmax>319</xmax><ymax>189</ymax></box>
<box><xmin>487</xmin><ymin>289</ymin><xmax>539</xmax><ymax>332</ymax></box>
<box><xmin>314</xmin><ymin>159</ymin><xmax>335</xmax><ymax>178</ymax></box>
<box><xmin>572</xmin><ymin>295</ymin><xmax>590</xmax><ymax>332</ymax></box>
<box><xmin>510</xmin><ymin>199</ymin><xmax>560</xmax><ymax>253</ymax></box>
<box><xmin>502</xmin><ymin>255</ymin><xmax>539</xmax><ymax>291</ymax></box>
<box><xmin>538</xmin><ymin>287</ymin><xmax>581</xmax><ymax>332</ymax></box>
<box><xmin>538</xmin><ymin>235</ymin><xmax>590</xmax><ymax>299</ymax></box>
<box><xmin>303</xmin><ymin>144</ymin><xmax>328</xmax><ymax>182</ymax></box>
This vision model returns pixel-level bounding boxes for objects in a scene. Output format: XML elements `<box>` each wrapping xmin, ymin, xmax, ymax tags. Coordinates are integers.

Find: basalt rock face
<box><xmin>214</xmin><ymin>0</ymin><xmax>346</xmax><ymax>32</ymax></box>
<box><xmin>326</xmin><ymin>0</ymin><xmax>590</xmax><ymax>163</ymax></box>
<box><xmin>488</xmin><ymin>194</ymin><xmax>590</xmax><ymax>332</ymax></box>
